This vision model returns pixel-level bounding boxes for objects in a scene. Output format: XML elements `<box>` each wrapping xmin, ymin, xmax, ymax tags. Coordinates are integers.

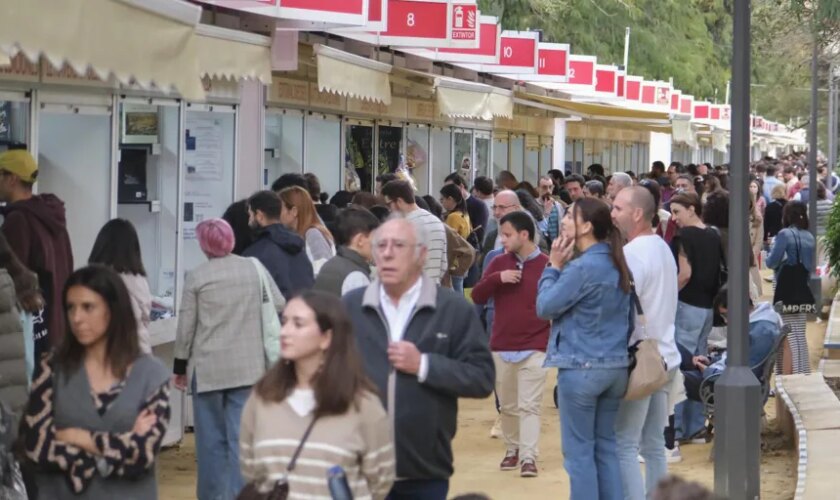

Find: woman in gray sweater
<box><xmin>20</xmin><ymin>265</ymin><xmax>170</xmax><ymax>499</ymax></box>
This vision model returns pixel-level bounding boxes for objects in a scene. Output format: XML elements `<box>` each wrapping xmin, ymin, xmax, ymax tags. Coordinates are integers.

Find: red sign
<box><xmin>378</xmin><ymin>0</ymin><xmax>449</xmax><ymax>46</ymax></box>
<box><xmin>711</xmin><ymin>106</ymin><xmax>721</xmax><ymax>120</ymax></box>
<box><xmin>537</xmin><ymin>43</ymin><xmax>568</xmax><ymax>77</ymax></box>
<box><xmin>366</xmin><ymin>0</ymin><xmax>387</xmax><ymax>30</ymax></box>
<box><xmin>680</xmin><ymin>96</ymin><xmax>693</xmax><ymax>115</ymax></box>
<box><xmin>568</xmin><ymin>55</ymin><xmax>595</xmax><ymax>86</ymax></box>
<box><xmin>694</xmin><ymin>102</ymin><xmax>710</xmax><ymax>120</ymax></box>
<box><xmin>671</xmin><ymin>90</ymin><xmax>681</xmax><ymax>111</ymax></box>
<box><xmin>641</xmin><ymin>83</ymin><xmax>656</xmax><ymax>104</ymax></box>
<box><xmin>595</xmin><ymin>65</ymin><xmax>617</xmax><ymax>94</ymax></box>
<box><xmin>625</xmin><ymin>77</ymin><xmax>642</xmax><ymax>101</ymax></box>
<box><xmin>480</xmin><ymin>31</ymin><xmax>538</xmax><ymax>73</ymax></box>
<box><xmin>617</xmin><ymin>73</ymin><xmax>625</xmax><ymax>98</ymax></box>
<box><xmin>436</xmin><ymin>15</ymin><xmax>499</xmax><ymax>63</ymax></box>
<box><xmin>450</xmin><ymin>1</ymin><xmax>478</xmax><ymax>45</ymax></box>
<box><xmin>655</xmin><ymin>84</ymin><xmax>670</xmax><ymax>107</ymax></box>
<box><xmin>198</xmin><ymin>0</ymin><xmax>367</xmax><ymax>26</ymax></box>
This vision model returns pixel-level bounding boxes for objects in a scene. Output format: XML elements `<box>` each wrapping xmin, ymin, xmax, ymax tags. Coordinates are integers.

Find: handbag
<box><xmin>249</xmin><ymin>258</ymin><xmax>282</xmax><ymax>367</ymax></box>
<box><xmin>773</xmin><ymin>230</ymin><xmax>817</xmax><ymax>315</ymax></box>
<box><xmin>625</xmin><ymin>281</ymin><xmax>669</xmax><ymax>401</ymax></box>
<box><xmin>236</xmin><ymin>417</ymin><xmax>318</xmax><ymax>500</ymax></box>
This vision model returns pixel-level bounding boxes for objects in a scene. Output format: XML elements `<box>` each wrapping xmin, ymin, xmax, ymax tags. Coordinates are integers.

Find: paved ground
<box><xmin>159</xmin><ymin>281</ymin><xmax>823</xmax><ymax>499</ymax></box>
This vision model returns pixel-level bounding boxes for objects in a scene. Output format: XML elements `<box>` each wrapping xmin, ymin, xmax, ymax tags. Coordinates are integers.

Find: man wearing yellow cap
<box><xmin>0</xmin><ymin>149</ymin><xmax>73</xmax><ymax>353</ymax></box>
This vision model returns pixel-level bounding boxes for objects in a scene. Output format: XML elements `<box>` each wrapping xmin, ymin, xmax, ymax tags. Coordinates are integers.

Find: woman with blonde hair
<box><xmin>279</xmin><ymin>186</ymin><xmax>336</xmax><ymax>273</ymax></box>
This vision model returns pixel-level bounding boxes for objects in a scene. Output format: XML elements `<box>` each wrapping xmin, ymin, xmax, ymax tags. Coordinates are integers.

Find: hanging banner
<box><xmin>594</xmin><ymin>64</ymin><xmax>618</xmax><ymax>95</ymax></box>
<box><xmin>196</xmin><ymin>0</ymin><xmax>368</xmax><ymax>28</ymax></box>
<box><xmin>434</xmin><ymin>15</ymin><xmax>499</xmax><ymax>63</ymax></box>
<box><xmin>625</xmin><ymin>75</ymin><xmax>643</xmax><ymax>101</ymax></box>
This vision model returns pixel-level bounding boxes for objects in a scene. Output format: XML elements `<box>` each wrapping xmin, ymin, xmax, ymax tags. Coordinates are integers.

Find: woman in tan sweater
<box><xmin>239</xmin><ymin>291</ymin><xmax>394</xmax><ymax>499</ymax></box>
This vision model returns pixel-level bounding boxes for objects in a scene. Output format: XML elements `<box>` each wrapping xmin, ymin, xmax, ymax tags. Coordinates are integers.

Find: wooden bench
<box><xmin>776</xmin><ymin>374</ymin><xmax>840</xmax><ymax>499</ymax></box>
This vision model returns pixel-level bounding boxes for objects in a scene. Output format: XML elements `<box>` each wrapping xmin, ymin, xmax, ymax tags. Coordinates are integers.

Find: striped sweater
<box><xmin>406</xmin><ymin>208</ymin><xmax>448</xmax><ymax>284</ymax></box>
<box><xmin>239</xmin><ymin>390</ymin><xmax>395</xmax><ymax>500</ymax></box>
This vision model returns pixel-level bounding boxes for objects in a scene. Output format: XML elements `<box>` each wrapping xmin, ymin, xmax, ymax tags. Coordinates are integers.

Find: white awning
<box><xmin>314</xmin><ymin>44</ymin><xmax>392</xmax><ymax>105</ymax></box>
<box><xmin>195</xmin><ymin>25</ymin><xmax>272</xmax><ymax>84</ymax></box>
<box><xmin>436</xmin><ymin>78</ymin><xmax>514</xmax><ymax>120</ymax></box>
<box><xmin>712</xmin><ymin>130</ymin><xmax>729</xmax><ymax>153</ymax></box>
<box><xmin>672</xmin><ymin>120</ymin><xmax>698</xmax><ymax>148</ymax></box>
<box><xmin>0</xmin><ymin>0</ymin><xmax>206</xmax><ymax>100</ymax></box>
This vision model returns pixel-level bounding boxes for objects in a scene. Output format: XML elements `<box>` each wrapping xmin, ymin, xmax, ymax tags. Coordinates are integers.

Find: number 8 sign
<box><xmin>378</xmin><ymin>0</ymin><xmax>450</xmax><ymax>46</ymax></box>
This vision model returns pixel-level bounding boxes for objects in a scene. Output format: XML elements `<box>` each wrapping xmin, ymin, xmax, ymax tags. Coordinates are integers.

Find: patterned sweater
<box><xmin>239</xmin><ymin>390</ymin><xmax>395</xmax><ymax>500</ymax></box>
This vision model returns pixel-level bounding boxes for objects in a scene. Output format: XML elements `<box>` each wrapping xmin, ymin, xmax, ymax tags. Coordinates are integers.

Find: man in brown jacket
<box><xmin>0</xmin><ymin>150</ymin><xmax>73</xmax><ymax>354</ymax></box>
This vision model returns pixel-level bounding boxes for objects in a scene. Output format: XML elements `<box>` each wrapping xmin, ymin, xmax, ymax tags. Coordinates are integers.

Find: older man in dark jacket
<box><xmin>343</xmin><ymin>216</ymin><xmax>494</xmax><ymax>500</ymax></box>
<box><xmin>242</xmin><ymin>190</ymin><xmax>313</xmax><ymax>297</ymax></box>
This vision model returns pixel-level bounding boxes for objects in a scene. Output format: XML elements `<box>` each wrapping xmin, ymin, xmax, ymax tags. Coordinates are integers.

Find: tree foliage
<box><xmin>478</xmin><ymin>0</ymin><xmax>840</xmax><ymax>138</ymax></box>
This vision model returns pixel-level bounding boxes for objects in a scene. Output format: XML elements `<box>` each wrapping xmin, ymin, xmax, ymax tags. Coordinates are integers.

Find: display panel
<box><xmin>265</xmin><ymin>109</ymin><xmax>304</xmax><ymax>188</ymax></box>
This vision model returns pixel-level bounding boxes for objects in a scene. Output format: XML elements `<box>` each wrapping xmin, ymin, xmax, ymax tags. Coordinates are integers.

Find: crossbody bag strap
<box><xmin>287</xmin><ymin>417</ymin><xmax>318</xmax><ymax>473</ymax></box>
<box><xmin>628</xmin><ymin>276</ymin><xmax>645</xmax><ymax>343</ymax></box>
<box><xmin>792</xmin><ymin>230</ymin><xmax>803</xmax><ymax>265</ymax></box>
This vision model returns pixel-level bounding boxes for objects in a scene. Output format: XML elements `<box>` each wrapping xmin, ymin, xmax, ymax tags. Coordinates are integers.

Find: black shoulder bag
<box><xmin>773</xmin><ymin>230</ymin><xmax>816</xmax><ymax>315</ymax></box>
<box><xmin>237</xmin><ymin>417</ymin><xmax>318</xmax><ymax>500</ymax></box>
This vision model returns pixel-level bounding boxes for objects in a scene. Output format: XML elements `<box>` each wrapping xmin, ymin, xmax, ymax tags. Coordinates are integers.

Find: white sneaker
<box><xmin>666</xmin><ymin>446</ymin><xmax>682</xmax><ymax>463</ymax></box>
<box><xmin>490</xmin><ymin>416</ymin><xmax>502</xmax><ymax>439</ymax></box>
<box><xmin>638</xmin><ymin>455</ymin><xmax>645</xmax><ymax>463</ymax></box>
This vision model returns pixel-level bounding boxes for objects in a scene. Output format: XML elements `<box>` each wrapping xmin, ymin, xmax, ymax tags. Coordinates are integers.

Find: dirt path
<box><xmin>159</xmin><ymin>301</ymin><xmax>822</xmax><ymax>499</ymax></box>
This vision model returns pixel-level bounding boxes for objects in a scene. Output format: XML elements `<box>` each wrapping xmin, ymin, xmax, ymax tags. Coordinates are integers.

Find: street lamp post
<box><xmin>714</xmin><ymin>0</ymin><xmax>762</xmax><ymax>497</ymax></box>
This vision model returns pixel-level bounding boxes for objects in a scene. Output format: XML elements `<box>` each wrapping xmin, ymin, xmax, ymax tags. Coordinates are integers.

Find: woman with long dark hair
<box><xmin>766</xmin><ymin>201</ymin><xmax>815</xmax><ymax>375</ymax></box>
<box><xmin>89</xmin><ymin>219</ymin><xmax>152</xmax><ymax>353</ymax></box>
<box><xmin>669</xmin><ymin>192</ymin><xmax>722</xmax><ymax>446</ymax></box>
<box><xmin>20</xmin><ymin>265</ymin><xmax>170</xmax><ymax>498</ymax></box>
<box><xmin>239</xmin><ymin>291</ymin><xmax>394</xmax><ymax>499</ymax></box>
<box><xmin>536</xmin><ymin>198</ymin><xmax>632</xmax><ymax>500</ymax></box>
<box><xmin>440</xmin><ymin>183</ymin><xmax>473</xmax><ymax>294</ymax></box>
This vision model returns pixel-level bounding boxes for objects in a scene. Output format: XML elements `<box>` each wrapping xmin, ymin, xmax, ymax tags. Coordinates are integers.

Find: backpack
<box><xmin>444</xmin><ymin>224</ymin><xmax>476</xmax><ymax>278</ymax></box>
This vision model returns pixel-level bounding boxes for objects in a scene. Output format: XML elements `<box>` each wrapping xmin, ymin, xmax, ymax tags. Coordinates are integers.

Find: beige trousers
<box><xmin>493</xmin><ymin>351</ymin><xmax>547</xmax><ymax>462</ymax></box>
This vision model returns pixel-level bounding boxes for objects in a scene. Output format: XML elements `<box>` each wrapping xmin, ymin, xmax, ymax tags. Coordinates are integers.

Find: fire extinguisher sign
<box><xmin>451</xmin><ymin>2</ymin><xmax>477</xmax><ymax>41</ymax></box>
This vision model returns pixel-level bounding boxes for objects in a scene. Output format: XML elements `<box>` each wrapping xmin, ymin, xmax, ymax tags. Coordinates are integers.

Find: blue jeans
<box><xmin>557</xmin><ymin>368</ymin><xmax>628</xmax><ymax>500</ymax></box>
<box><xmin>673</xmin><ymin>301</ymin><xmax>713</xmax><ymax>440</ymax></box>
<box><xmin>386</xmin><ymin>479</ymin><xmax>449</xmax><ymax>500</ymax></box>
<box><xmin>451</xmin><ymin>275</ymin><xmax>465</xmax><ymax>295</ymax></box>
<box><xmin>615</xmin><ymin>370</ymin><xmax>674</xmax><ymax>500</ymax></box>
<box><xmin>192</xmin><ymin>376</ymin><xmax>252</xmax><ymax>500</ymax></box>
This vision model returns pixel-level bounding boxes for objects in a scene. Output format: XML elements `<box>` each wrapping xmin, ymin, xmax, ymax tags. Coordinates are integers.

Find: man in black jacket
<box><xmin>243</xmin><ymin>190</ymin><xmax>313</xmax><ymax>298</ymax></box>
<box><xmin>343</xmin><ymin>216</ymin><xmax>494</xmax><ymax>500</ymax></box>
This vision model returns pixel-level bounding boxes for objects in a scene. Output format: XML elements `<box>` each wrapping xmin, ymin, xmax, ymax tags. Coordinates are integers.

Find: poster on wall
<box><xmin>185</xmin><ymin>116</ymin><xmax>223</xmax><ymax>180</ymax></box>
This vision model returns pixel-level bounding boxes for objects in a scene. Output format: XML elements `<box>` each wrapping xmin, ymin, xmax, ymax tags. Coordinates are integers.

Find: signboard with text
<box><xmin>433</xmin><ymin>15</ymin><xmax>499</xmax><ymax>63</ymax></box>
<box><xmin>693</xmin><ymin>101</ymin><xmax>710</xmax><ymax>120</ymax></box>
<box><xmin>680</xmin><ymin>95</ymin><xmax>694</xmax><ymax>115</ymax></box>
<box><xmin>376</xmin><ymin>0</ymin><xmax>452</xmax><ymax>47</ymax></box>
<box><xmin>508</xmin><ymin>42</ymin><xmax>568</xmax><ymax>82</ymax></box>
<box><xmin>710</xmin><ymin>105</ymin><xmax>721</xmax><ymax>121</ymax></box>
<box><xmin>483</xmin><ymin>31</ymin><xmax>539</xmax><ymax>73</ymax></box>
<box><xmin>567</xmin><ymin>55</ymin><xmax>596</xmax><ymax>86</ymax></box>
<box><xmin>449</xmin><ymin>0</ymin><xmax>479</xmax><ymax>47</ymax></box>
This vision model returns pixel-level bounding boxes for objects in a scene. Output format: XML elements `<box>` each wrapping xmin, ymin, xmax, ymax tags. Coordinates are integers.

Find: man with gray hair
<box><xmin>343</xmin><ymin>216</ymin><xmax>494</xmax><ymax>499</ymax></box>
<box><xmin>610</xmin><ymin>186</ymin><xmax>681</xmax><ymax>497</ymax></box>
<box><xmin>608</xmin><ymin>172</ymin><xmax>634</xmax><ymax>201</ymax></box>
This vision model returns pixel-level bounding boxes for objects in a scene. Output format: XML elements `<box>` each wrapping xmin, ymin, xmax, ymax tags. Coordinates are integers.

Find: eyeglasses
<box><xmin>374</xmin><ymin>239</ymin><xmax>422</xmax><ymax>253</ymax></box>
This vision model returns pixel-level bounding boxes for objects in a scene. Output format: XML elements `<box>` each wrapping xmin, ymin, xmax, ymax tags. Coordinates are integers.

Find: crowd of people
<box><xmin>0</xmin><ymin>145</ymin><xmax>831</xmax><ymax>499</ymax></box>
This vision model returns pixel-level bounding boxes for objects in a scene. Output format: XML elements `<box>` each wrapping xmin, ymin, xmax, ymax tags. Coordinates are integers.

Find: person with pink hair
<box><xmin>173</xmin><ymin>218</ymin><xmax>285</xmax><ymax>500</ymax></box>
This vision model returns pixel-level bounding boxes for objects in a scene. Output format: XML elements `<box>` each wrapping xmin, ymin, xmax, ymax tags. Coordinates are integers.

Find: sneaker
<box><xmin>520</xmin><ymin>459</ymin><xmax>538</xmax><ymax>478</ymax></box>
<box><xmin>490</xmin><ymin>416</ymin><xmax>502</xmax><ymax>439</ymax></box>
<box><xmin>500</xmin><ymin>450</ymin><xmax>519</xmax><ymax>471</ymax></box>
<box><xmin>666</xmin><ymin>446</ymin><xmax>682</xmax><ymax>463</ymax></box>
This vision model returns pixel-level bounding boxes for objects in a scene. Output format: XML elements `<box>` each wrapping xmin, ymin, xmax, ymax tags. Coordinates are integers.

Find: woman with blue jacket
<box><xmin>766</xmin><ymin>201</ymin><xmax>815</xmax><ymax>375</ymax></box>
<box><xmin>537</xmin><ymin>197</ymin><xmax>632</xmax><ymax>500</ymax></box>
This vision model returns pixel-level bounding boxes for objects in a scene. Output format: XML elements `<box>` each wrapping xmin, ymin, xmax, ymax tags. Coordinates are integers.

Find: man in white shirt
<box><xmin>343</xmin><ymin>216</ymin><xmax>494</xmax><ymax>499</ymax></box>
<box><xmin>382</xmin><ymin>180</ymin><xmax>448</xmax><ymax>285</ymax></box>
<box><xmin>610</xmin><ymin>187</ymin><xmax>681</xmax><ymax>499</ymax></box>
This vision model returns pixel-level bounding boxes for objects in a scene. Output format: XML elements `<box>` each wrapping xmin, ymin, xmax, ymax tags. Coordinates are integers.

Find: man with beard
<box><xmin>243</xmin><ymin>190</ymin><xmax>314</xmax><ymax>297</ymax></box>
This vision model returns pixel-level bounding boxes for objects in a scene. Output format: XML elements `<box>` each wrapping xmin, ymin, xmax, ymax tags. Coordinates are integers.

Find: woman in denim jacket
<box><xmin>766</xmin><ymin>201</ymin><xmax>815</xmax><ymax>375</ymax></box>
<box><xmin>537</xmin><ymin>198</ymin><xmax>631</xmax><ymax>500</ymax></box>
